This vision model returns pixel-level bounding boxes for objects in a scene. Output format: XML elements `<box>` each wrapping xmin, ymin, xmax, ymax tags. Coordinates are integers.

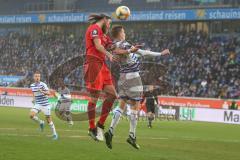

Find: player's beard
<box><xmin>102</xmin><ymin>23</ymin><xmax>108</xmax><ymax>34</ymax></box>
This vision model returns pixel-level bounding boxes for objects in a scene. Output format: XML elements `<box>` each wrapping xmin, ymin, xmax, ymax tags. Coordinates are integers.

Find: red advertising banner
<box><xmin>158</xmin><ymin>96</ymin><xmax>240</xmax><ymax>109</ymax></box>
<box><xmin>0</xmin><ymin>87</ymin><xmax>32</xmax><ymax>96</ymax></box>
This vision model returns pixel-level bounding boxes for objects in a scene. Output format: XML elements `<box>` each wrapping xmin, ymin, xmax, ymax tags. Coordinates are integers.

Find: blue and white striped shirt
<box><xmin>30</xmin><ymin>82</ymin><xmax>50</xmax><ymax>106</ymax></box>
<box><xmin>114</xmin><ymin>40</ymin><xmax>141</xmax><ymax>73</ymax></box>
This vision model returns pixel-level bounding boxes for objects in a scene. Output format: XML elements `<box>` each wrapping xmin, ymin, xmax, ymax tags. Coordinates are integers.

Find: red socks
<box><xmin>88</xmin><ymin>97</ymin><xmax>115</xmax><ymax>129</ymax></box>
<box><xmin>87</xmin><ymin>102</ymin><xmax>96</xmax><ymax>129</ymax></box>
<box><xmin>98</xmin><ymin>99</ymin><xmax>115</xmax><ymax>126</ymax></box>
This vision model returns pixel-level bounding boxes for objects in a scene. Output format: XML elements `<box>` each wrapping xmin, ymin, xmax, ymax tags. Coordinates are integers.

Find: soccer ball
<box><xmin>115</xmin><ymin>6</ymin><xmax>131</xmax><ymax>20</ymax></box>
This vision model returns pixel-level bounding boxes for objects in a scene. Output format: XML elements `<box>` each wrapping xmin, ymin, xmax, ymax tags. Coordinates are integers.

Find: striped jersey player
<box><xmin>104</xmin><ymin>25</ymin><xmax>170</xmax><ymax>149</ymax></box>
<box><xmin>29</xmin><ymin>71</ymin><xmax>58</xmax><ymax>140</ymax></box>
<box><xmin>115</xmin><ymin>40</ymin><xmax>141</xmax><ymax>74</ymax></box>
<box><xmin>56</xmin><ymin>81</ymin><xmax>73</xmax><ymax>125</ymax></box>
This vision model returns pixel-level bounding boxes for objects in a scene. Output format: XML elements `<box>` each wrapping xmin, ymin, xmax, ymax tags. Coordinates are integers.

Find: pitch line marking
<box><xmin>0</xmin><ymin>128</ymin><xmax>240</xmax><ymax>143</ymax></box>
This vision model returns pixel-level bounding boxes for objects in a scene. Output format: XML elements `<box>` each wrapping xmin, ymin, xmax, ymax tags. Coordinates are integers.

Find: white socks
<box><xmin>109</xmin><ymin>107</ymin><xmax>123</xmax><ymax>135</ymax></box>
<box><xmin>49</xmin><ymin>121</ymin><xmax>57</xmax><ymax>135</ymax></box>
<box><xmin>31</xmin><ymin>115</ymin><xmax>57</xmax><ymax>136</ymax></box>
<box><xmin>129</xmin><ymin>110</ymin><xmax>138</xmax><ymax>139</ymax></box>
<box><xmin>109</xmin><ymin>107</ymin><xmax>138</xmax><ymax>139</ymax></box>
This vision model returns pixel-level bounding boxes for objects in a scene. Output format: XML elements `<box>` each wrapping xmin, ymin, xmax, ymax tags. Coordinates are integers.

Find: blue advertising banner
<box><xmin>129</xmin><ymin>8</ymin><xmax>240</xmax><ymax>21</ymax></box>
<box><xmin>43</xmin><ymin>13</ymin><xmax>86</xmax><ymax>23</ymax></box>
<box><xmin>0</xmin><ymin>13</ymin><xmax>86</xmax><ymax>24</ymax></box>
<box><xmin>129</xmin><ymin>10</ymin><xmax>196</xmax><ymax>21</ymax></box>
<box><xmin>0</xmin><ymin>75</ymin><xmax>24</xmax><ymax>83</ymax></box>
<box><xmin>205</xmin><ymin>8</ymin><xmax>240</xmax><ymax>20</ymax></box>
<box><xmin>0</xmin><ymin>8</ymin><xmax>240</xmax><ymax>24</ymax></box>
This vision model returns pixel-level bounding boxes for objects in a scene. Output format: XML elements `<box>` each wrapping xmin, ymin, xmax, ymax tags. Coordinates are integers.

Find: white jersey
<box><xmin>57</xmin><ymin>87</ymin><xmax>71</xmax><ymax>103</ymax></box>
<box><xmin>114</xmin><ymin>40</ymin><xmax>141</xmax><ymax>73</ymax></box>
<box><xmin>30</xmin><ymin>82</ymin><xmax>50</xmax><ymax>106</ymax></box>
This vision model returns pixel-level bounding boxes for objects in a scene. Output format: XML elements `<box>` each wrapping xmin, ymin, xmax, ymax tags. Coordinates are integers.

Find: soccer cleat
<box><xmin>148</xmin><ymin>124</ymin><xmax>152</xmax><ymax>128</ymax></box>
<box><xmin>126</xmin><ymin>136</ymin><xmax>140</xmax><ymax>149</ymax></box>
<box><xmin>52</xmin><ymin>134</ymin><xmax>58</xmax><ymax>140</ymax></box>
<box><xmin>104</xmin><ymin>131</ymin><xmax>113</xmax><ymax>149</ymax></box>
<box><xmin>88</xmin><ymin>128</ymin><xmax>98</xmax><ymax>141</ymax></box>
<box><xmin>39</xmin><ymin>121</ymin><xmax>45</xmax><ymax>132</ymax></box>
<box><xmin>96</xmin><ymin>122</ymin><xmax>104</xmax><ymax>141</ymax></box>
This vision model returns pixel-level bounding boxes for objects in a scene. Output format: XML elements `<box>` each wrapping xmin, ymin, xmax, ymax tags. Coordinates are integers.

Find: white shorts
<box><xmin>31</xmin><ymin>104</ymin><xmax>51</xmax><ymax>116</ymax></box>
<box><xmin>118</xmin><ymin>72</ymin><xmax>143</xmax><ymax>101</ymax></box>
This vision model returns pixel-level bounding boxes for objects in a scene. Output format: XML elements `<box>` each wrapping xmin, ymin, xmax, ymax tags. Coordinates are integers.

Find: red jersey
<box><xmin>85</xmin><ymin>24</ymin><xmax>112</xmax><ymax>62</ymax></box>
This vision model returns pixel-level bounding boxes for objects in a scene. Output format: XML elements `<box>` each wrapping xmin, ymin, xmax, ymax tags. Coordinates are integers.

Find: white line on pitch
<box><xmin>0</xmin><ymin>128</ymin><xmax>240</xmax><ymax>143</ymax></box>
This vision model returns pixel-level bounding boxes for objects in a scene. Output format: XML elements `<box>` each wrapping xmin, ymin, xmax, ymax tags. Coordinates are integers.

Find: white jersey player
<box><xmin>29</xmin><ymin>71</ymin><xmax>58</xmax><ymax>140</ymax></box>
<box><xmin>55</xmin><ymin>81</ymin><xmax>73</xmax><ymax>126</ymax></box>
<box><xmin>104</xmin><ymin>25</ymin><xmax>170</xmax><ymax>149</ymax></box>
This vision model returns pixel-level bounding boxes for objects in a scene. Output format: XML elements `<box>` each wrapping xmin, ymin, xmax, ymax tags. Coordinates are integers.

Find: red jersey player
<box><xmin>84</xmin><ymin>14</ymin><xmax>118</xmax><ymax>141</ymax></box>
<box><xmin>85</xmin><ymin>14</ymin><xmax>138</xmax><ymax>141</ymax></box>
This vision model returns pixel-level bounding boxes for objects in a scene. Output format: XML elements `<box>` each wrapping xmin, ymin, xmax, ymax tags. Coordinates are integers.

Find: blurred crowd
<box><xmin>0</xmin><ymin>28</ymin><xmax>239</xmax><ymax>99</ymax></box>
<box><xmin>0</xmin><ymin>31</ymin><xmax>84</xmax><ymax>87</ymax></box>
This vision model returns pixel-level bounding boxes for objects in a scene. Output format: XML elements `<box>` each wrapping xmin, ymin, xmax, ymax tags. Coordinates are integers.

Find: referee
<box><xmin>142</xmin><ymin>87</ymin><xmax>159</xmax><ymax>128</ymax></box>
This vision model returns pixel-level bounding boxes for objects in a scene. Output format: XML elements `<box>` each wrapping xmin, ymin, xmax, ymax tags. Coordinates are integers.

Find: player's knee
<box><xmin>129</xmin><ymin>100</ymin><xmax>138</xmax><ymax>107</ymax></box>
<box><xmin>29</xmin><ymin>112</ymin><xmax>35</xmax><ymax>119</ymax></box>
<box><xmin>111</xmin><ymin>93</ymin><xmax>118</xmax><ymax>100</ymax></box>
<box><xmin>107</xmin><ymin>93</ymin><xmax>117</xmax><ymax>101</ymax></box>
<box><xmin>89</xmin><ymin>90</ymin><xmax>100</xmax><ymax>100</ymax></box>
<box><xmin>45</xmin><ymin>116</ymin><xmax>51</xmax><ymax>123</ymax></box>
<box><xmin>89</xmin><ymin>97</ymin><xmax>98</xmax><ymax>104</ymax></box>
<box><xmin>65</xmin><ymin>111</ymin><xmax>70</xmax><ymax>115</ymax></box>
<box><xmin>30</xmin><ymin>115</ymin><xmax>34</xmax><ymax>119</ymax></box>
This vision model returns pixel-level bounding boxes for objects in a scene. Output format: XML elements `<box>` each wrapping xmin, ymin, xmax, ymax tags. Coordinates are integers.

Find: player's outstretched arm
<box><xmin>113</xmin><ymin>46</ymin><xmax>139</xmax><ymax>55</ymax></box>
<box><xmin>137</xmin><ymin>49</ymin><xmax>170</xmax><ymax>57</ymax></box>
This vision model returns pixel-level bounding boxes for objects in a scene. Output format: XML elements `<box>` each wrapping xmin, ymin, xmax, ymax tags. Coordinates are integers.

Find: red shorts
<box><xmin>84</xmin><ymin>57</ymin><xmax>113</xmax><ymax>91</ymax></box>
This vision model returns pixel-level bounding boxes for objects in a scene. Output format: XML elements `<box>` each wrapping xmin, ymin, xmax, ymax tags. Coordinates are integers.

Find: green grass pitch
<box><xmin>0</xmin><ymin>107</ymin><xmax>240</xmax><ymax>160</ymax></box>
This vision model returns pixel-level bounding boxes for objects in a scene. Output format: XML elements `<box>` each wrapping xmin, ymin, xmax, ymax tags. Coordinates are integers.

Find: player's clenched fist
<box><xmin>161</xmin><ymin>49</ymin><xmax>170</xmax><ymax>55</ymax></box>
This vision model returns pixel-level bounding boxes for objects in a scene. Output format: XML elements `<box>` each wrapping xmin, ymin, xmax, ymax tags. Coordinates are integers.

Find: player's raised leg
<box><xmin>29</xmin><ymin>107</ymin><xmax>44</xmax><ymax>132</ymax></box>
<box><xmin>97</xmin><ymin>84</ymin><xmax>117</xmax><ymax>141</ymax></box>
<box><xmin>104</xmin><ymin>99</ymin><xmax>125</xmax><ymax>149</ymax></box>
